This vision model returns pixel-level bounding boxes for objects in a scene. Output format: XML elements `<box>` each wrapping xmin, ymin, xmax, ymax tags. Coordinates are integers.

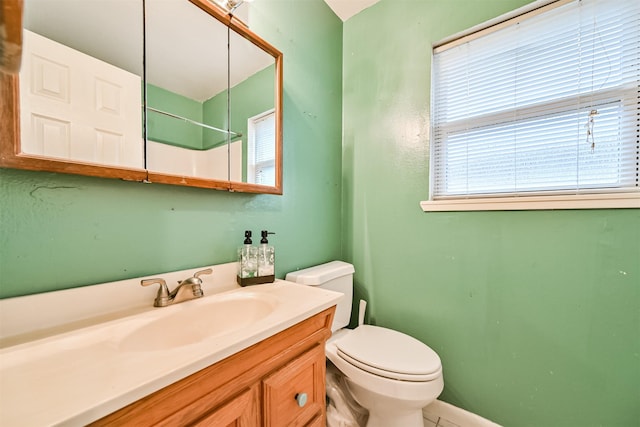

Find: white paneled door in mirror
<box><xmin>18</xmin><ymin>0</ymin><xmax>144</xmax><ymax>170</ymax></box>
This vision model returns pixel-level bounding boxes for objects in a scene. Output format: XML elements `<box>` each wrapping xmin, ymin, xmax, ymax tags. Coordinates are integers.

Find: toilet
<box><xmin>285</xmin><ymin>261</ymin><xmax>444</xmax><ymax>427</ymax></box>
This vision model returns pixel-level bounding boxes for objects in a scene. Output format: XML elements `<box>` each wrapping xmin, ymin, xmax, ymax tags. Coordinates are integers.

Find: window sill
<box><xmin>420</xmin><ymin>192</ymin><xmax>640</xmax><ymax>211</ymax></box>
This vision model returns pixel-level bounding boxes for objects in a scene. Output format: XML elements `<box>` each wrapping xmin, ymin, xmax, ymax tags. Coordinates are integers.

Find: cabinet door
<box><xmin>192</xmin><ymin>385</ymin><xmax>259</xmax><ymax>427</ymax></box>
<box><xmin>263</xmin><ymin>344</ymin><xmax>325</xmax><ymax>427</ymax></box>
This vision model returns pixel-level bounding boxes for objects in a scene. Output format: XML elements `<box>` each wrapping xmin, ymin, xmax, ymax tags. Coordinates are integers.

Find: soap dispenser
<box><xmin>257</xmin><ymin>230</ymin><xmax>275</xmax><ymax>282</ymax></box>
<box><xmin>237</xmin><ymin>230</ymin><xmax>258</xmax><ymax>286</ymax></box>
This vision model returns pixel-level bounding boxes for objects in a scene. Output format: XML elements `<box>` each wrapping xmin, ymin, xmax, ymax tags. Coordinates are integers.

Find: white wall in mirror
<box><xmin>146</xmin><ymin>140</ymin><xmax>242</xmax><ymax>181</ymax></box>
<box><xmin>23</xmin><ymin>0</ymin><xmax>143</xmax><ymax>76</ymax></box>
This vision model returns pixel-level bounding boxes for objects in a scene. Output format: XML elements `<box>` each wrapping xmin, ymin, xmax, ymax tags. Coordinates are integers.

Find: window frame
<box><xmin>421</xmin><ymin>0</ymin><xmax>640</xmax><ymax>211</ymax></box>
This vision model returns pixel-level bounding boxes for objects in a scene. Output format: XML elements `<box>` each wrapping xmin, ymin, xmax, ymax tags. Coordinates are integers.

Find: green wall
<box><xmin>0</xmin><ymin>0</ymin><xmax>344</xmax><ymax>298</ymax></box>
<box><xmin>342</xmin><ymin>1</ymin><xmax>640</xmax><ymax>426</ymax></box>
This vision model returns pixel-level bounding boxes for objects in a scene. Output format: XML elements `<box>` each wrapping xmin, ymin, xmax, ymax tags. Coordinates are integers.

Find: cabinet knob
<box><xmin>295</xmin><ymin>392</ymin><xmax>308</xmax><ymax>408</ymax></box>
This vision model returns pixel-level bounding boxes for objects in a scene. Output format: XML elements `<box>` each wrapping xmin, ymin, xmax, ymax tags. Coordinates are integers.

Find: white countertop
<box><xmin>0</xmin><ymin>265</ymin><xmax>342</xmax><ymax>426</ymax></box>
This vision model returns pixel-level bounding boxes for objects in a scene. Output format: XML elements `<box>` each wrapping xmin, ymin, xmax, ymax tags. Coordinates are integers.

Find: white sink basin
<box><xmin>119</xmin><ymin>292</ymin><xmax>279</xmax><ymax>351</ymax></box>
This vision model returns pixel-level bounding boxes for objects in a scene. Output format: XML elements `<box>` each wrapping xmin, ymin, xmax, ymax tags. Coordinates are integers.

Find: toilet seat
<box><xmin>334</xmin><ymin>325</ymin><xmax>442</xmax><ymax>382</ymax></box>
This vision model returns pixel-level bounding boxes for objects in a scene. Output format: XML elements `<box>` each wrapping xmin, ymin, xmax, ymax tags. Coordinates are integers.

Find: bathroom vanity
<box><xmin>91</xmin><ymin>309</ymin><xmax>331</xmax><ymax>426</ymax></box>
<box><xmin>0</xmin><ymin>263</ymin><xmax>341</xmax><ymax>426</ymax></box>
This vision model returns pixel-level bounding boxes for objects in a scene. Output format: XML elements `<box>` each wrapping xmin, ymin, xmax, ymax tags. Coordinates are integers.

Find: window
<box><xmin>247</xmin><ymin>110</ymin><xmax>276</xmax><ymax>186</ymax></box>
<box><xmin>424</xmin><ymin>0</ymin><xmax>639</xmax><ymax>211</ymax></box>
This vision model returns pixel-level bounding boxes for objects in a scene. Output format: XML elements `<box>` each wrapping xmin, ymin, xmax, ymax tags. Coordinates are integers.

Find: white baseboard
<box><xmin>423</xmin><ymin>399</ymin><xmax>502</xmax><ymax>427</ymax></box>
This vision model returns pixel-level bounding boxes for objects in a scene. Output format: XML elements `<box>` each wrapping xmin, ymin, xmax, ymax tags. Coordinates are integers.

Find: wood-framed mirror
<box><xmin>0</xmin><ymin>0</ymin><xmax>283</xmax><ymax>195</ymax></box>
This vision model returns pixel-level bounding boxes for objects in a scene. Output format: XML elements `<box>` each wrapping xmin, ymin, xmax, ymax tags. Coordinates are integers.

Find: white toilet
<box><xmin>286</xmin><ymin>261</ymin><xmax>444</xmax><ymax>427</ymax></box>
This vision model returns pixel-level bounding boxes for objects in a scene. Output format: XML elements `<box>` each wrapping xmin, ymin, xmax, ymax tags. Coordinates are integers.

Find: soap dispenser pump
<box><xmin>237</xmin><ymin>230</ymin><xmax>258</xmax><ymax>286</ymax></box>
<box><xmin>257</xmin><ymin>230</ymin><xmax>275</xmax><ymax>282</ymax></box>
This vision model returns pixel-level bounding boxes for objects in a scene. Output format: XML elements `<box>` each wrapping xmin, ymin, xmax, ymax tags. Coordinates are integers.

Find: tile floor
<box><xmin>424</xmin><ymin>414</ymin><xmax>461</xmax><ymax>427</ymax></box>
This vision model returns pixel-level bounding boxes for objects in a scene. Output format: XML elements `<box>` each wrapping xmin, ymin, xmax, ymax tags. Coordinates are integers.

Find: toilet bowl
<box><xmin>286</xmin><ymin>261</ymin><xmax>444</xmax><ymax>427</ymax></box>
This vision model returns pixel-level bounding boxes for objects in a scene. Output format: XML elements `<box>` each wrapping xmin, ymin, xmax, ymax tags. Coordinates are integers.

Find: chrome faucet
<box><xmin>141</xmin><ymin>268</ymin><xmax>213</xmax><ymax>307</ymax></box>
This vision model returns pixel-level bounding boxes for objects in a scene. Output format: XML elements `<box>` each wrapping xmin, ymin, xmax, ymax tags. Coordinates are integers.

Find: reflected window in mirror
<box><xmin>247</xmin><ymin>110</ymin><xmax>275</xmax><ymax>186</ymax></box>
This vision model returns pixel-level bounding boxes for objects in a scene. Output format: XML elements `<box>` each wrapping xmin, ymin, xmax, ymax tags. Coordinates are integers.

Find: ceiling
<box><xmin>323</xmin><ymin>0</ymin><xmax>382</xmax><ymax>21</ymax></box>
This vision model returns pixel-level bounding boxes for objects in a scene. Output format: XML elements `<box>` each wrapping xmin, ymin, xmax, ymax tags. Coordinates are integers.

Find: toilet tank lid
<box><xmin>285</xmin><ymin>261</ymin><xmax>355</xmax><ymax>286</ymax></box>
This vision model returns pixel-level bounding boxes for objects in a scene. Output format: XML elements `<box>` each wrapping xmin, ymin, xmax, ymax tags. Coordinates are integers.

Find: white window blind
<box><xmin>429</xmin><ymin>0</ymin><xmax>639</xmax><ymax>206</ymax></box>
<box><xmin>248</xmin><ymin>111</ymin><xmax>276</xmax><ymax>185</ymax></box>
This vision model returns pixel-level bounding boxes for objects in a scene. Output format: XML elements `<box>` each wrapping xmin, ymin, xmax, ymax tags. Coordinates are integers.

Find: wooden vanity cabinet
<box><xmin>91</xmin><ymin>307</ymin><xmax>334</xmax><ymax>427</ymax></box>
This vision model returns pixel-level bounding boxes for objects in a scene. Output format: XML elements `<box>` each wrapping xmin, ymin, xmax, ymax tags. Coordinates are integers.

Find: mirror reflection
<box><xmin>146</xmin><ymin>0</ymin><xmax>277</xmax><ymax>186</ymax></box>
<box><xmin>145</xmin><ymin>0</ymin><xmax>234</xmax><ymax>182</ymax></box>
<box><xmin>229</xmin><ymin>26</ymin><xmax>276</xmax><ymax>185</ymax></box>
<box><xmin>20</xmin><ymin>0</ymin><xmax>144</xmax><ymax>169</ymax></box>
<box><xmin>4</xmin><ymin>0</ymin><xmax>282</xmax><ymax>193</ymax></box>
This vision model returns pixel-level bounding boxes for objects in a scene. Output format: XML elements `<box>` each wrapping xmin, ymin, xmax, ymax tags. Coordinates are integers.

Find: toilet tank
<box><xmin>285</xmin><ymin>261</ymin><xmax>355</xmax><ymax>332</ymax></box>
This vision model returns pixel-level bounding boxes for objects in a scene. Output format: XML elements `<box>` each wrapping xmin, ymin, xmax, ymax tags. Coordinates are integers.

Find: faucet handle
<box><xmin>194</xmin><ymin>268</ymin><xmax>213</xmax><ymax>279</ymax></box>
<box><xmin>182</xmin><ymin>268</ymin><xmax>212</xmax><ymax>299</ymax></box>
<box><xmin>141</xmin><ymin>278</ymin><xmax>170</xmax><ymax>307</ymax></box>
